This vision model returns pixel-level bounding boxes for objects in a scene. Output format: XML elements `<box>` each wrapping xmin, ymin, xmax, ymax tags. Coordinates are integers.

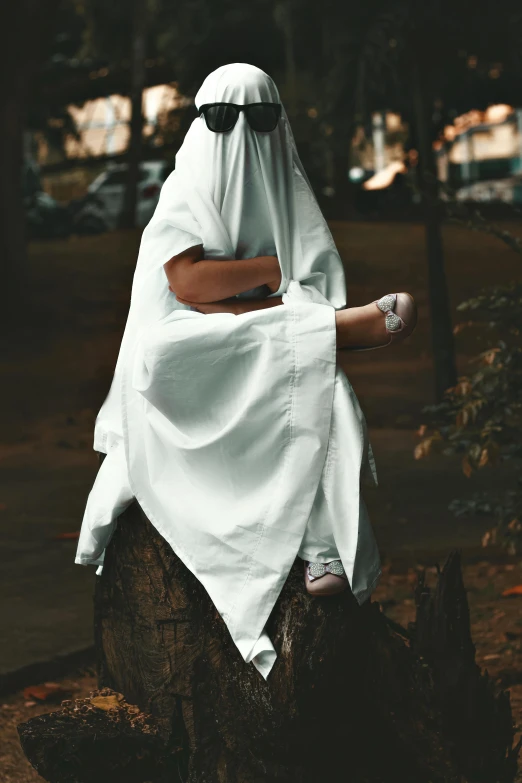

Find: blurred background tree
<box><xmin>0</xmin><ymin>0</ymin><xmax>61</xmax><ymax>324</ymax></box>
<box><xmin>353</xmin><ymin>0</ymin><xmax>522</xmax><ymax>400</ymax></box>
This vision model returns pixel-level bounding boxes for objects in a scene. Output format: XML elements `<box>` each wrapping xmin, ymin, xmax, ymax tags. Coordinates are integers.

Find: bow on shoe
<box><xmin>376</xmin><ymin>294</ymin><xmax>402</xmax><ymax>332</ymax></box>
<box><xmin>307</xmin><ymin>560</ymin><xmax>347</xmax><ymax>581</ymax></box>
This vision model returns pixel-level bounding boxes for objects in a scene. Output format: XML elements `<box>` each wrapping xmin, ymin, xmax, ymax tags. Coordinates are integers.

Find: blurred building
<box><xmin>37</xmin><ymin>84</ymin><xmax>190</xmax><ymax>164</ymax></box>
<box><xmin>434</xmin><ymin>104</ymin><xmax>522</xmax><ymax>203</ymax></box>
<box><xmin>36</xmin><ymin>84</ymin><xmax>192</xmax><ymax>202</ymax></box>
<box><xmin>349</xmin><ymin>112</ymin><xmax>408</xmax><ymax>176</ymax></box>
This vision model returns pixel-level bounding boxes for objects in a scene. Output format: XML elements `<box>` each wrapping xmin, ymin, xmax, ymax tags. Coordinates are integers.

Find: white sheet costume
<box><xmin>75</xmin><ymin>63</ymin><xmax>382</xmax><ymax>679</ymax></box>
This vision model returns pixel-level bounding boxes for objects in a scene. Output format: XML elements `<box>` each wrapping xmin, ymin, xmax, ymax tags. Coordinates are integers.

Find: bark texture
<box><xmin>19</xmin><ymin>501</ymin><xmax>520</xmax><ymax>783</ymax></box>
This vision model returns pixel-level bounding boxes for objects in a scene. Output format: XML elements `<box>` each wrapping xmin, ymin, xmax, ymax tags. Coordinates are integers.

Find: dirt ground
<box><xmin>1</xmin><ymin>220</ymin><xmax>522</xmax><ymax>780</ymax></box>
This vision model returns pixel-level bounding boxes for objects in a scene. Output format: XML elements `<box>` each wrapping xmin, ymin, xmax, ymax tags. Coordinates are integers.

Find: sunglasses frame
<box><xmin>197</xmin><ymin>102</ymin><xmax>282</xmax><ymax>133</ymax></box>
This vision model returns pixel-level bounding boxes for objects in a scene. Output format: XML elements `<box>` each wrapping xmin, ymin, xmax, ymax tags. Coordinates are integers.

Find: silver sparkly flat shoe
<box><xmin>304</xmin><ymin>559</ymin><xmax>349</xmax><ymax>596</ymax></box>
<box><xmin>350</xmin><ymin>292</ymin><xmax>417</xmax><ymax>352</ymax></box>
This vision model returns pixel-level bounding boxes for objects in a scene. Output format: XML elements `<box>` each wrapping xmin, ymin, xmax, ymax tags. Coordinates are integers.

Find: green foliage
<box><xmin>417</xmin><ymin>279</ymin><xmax>522</xmax><ymax>554</ymax></box>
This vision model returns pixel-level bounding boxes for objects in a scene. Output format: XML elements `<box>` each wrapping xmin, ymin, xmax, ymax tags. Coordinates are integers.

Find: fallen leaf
<box><xmin>453</xmin><ymin>321</ymin><xmax>474</xmax><ymax>335</ymax></box>
<box><xmin>90</xmin><ymin>693</ymin><xmax>124</xmax><ymax>711</ymax></box>
<box><xmin>23</xmin><ymin>683</ymin><xmax>71</xmax><ymax>702</ymax></box>
<box><xmin>462</xmin><ymin>456</ymin><xmax>473</xmax><ymax>478</ymax></box>
<box><xmin>478</xmin><ymin>448</ymin><xmax>489</xmax><ymax>468</ymax></box>
<box><xmin>456</xmin><ymin>409</ymin><xmax>469</xmax><ymax>429</ymax></box>
<box><xmin>483</xmin><ymin>653</ymin><xmax>501</xmax><ymax>661</ymax></box>
<box><xmin>24</xmin><ymin>701</ymin><xmax>37</xmax><ymax>707</ymax></box>
<box><xmin>501</xmin><ymin>585</ymin><xmax>522</xmax><ymax>598</ymax></box>
<box><xmin>53</xmin><ymin>531</ymin><xmax>80</xmax><ymax>540</ymax></box>
<box><xmin>454</xmin><ymin>379</ymin><xmax>472</xmax><ymax>396</ymax></box>
<box><xmin>414</xmin><ymin>437</ymin><xmax>433</xmax><ymax>460</ymax></box>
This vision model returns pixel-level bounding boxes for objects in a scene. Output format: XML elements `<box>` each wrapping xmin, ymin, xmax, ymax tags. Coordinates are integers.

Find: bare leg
<box><xmin>335</xmin><ymin>293</ymin><xmax>417</xmax><ymax>350</ymax></box>
<box><xmin>335</xmin><ymin>302</ymin><xmax>389</xmax><ymax>349</ymax></box>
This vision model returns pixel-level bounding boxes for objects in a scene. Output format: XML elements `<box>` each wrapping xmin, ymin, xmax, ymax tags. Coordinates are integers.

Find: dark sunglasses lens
<box><xmin>205</xmin><ymin>105</ymin><xmax>238</xmax><ymax>132</ymax></box>
<box><xmin>246</xmin><ymin>105</ymin><xmax>280</xmax><ymax>132</ymax></box>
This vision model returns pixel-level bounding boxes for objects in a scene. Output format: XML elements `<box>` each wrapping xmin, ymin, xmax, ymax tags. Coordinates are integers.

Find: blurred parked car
<box><xmin>68</xmin><ymin>192</ymin><xmax>108</xmax><ymax>235</ymax></box>
<box><xmin>23</xmin><ymin>160</ymin><xmax>72</xmax><ymax>240</ymax></box>
<box><xmin>74</xmin><ymin>160</ymin><xmax>173</xmax><ymax>232</ymax></box>
<box><xmin>452</xmin><ymin>176</ymin><xmax>522</xmax><ymax>204</ymax></box>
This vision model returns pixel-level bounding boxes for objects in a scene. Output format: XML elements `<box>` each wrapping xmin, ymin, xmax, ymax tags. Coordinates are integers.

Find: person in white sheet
<box><xmin>75</xmin><ymin>63</ymin><xmax>417</xmax><ymax>680</ymax></box>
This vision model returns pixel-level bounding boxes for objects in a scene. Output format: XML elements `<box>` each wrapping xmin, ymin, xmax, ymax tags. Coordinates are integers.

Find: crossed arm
<box><xmin>163</xmin><ymin>244</ymin><xmax>283</xmax><ymax>314</ymax></box>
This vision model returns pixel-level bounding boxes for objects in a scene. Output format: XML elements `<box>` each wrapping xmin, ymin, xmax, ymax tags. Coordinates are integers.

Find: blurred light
<box><xmin>467</xmin><ymin>55</ymin><xmax>477</xmax><ymax>69</ymax></box>
<box><xmin>444</xmin><ymin>125</ymin><xmax>456</xmax><ymax>141</ymax></box>
<box><xmin>442</xmin><ymin>104</ymin><xmax>514</xmax><ymax>145</ymax></box>
<box><xmin>307</xmin><ymin>107</ymin><xmax>318</xmax><ymax>119</ymax></box>
<box><xmin>489</xmin><ymin>68</ymin><xmax>501</xmax><ymax>79</ymax></box>
<box><xmin>362</xmin><ymin>161</ymin><xmax>406</xmax><ymax>190</ymax></box>
<box><xmin>348</xmin><ymin>166</ymin><xmax>365</xmax><ymax>182</ymax></box>
<box><xmin>385</xmin><ymin>112</ymin><xmax>402</xmax><ymax>131</ymax></box>
<box><xmin>485</xmin><ymin>104</ymin><xmax>512</xmax><ymax>123</ymax></box>
<box><xmin>98</xmin><ymin>67</ymin><xmax>108</xmax><ymax>78</ymax></box>
<box><xmin>389</xmin><ymin>38</ymin><xmax>397</xmax><ymax>48</ymax></box>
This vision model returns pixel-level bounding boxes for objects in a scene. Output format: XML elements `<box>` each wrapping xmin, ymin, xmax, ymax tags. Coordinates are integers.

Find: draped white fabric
<box><xmin>75</xmin><ymin>64</ymin><xmax>382</xmax><ymax>678</ymax></box>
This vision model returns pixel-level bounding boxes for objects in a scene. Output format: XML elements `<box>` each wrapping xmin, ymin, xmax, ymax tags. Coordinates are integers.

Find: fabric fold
<box><xmin>75</xmin><ymin>63</ymin><xmax>382</xmax><ymax>679</ymax></box>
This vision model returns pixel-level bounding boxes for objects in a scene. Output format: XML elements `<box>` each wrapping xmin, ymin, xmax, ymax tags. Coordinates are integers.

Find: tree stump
<box><xmin>19</xmin><ymin>500</ymin><xmax>520</xmax><ymax>783</ymax></box>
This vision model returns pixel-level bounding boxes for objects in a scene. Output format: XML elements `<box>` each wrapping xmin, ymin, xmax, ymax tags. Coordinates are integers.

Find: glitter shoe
<box><xmin>351</xmin><ymin>292</ymin><xmax>417</xmax><ymax>352</ymax></box>
<box><xmin>304</xmin><ymin>559</ymin><xmax>349</xmax><ymax>596</ymax></box>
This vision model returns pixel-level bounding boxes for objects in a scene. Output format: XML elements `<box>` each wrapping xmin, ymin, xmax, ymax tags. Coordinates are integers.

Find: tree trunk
<box><xmin>120</xmin><ymin>0</ymin><xmax>147</xmax><ymax>230</ymax></box>
<box><xmin>18</xmin><ymin>501</ymin><xmax>519</xmax><ymax>783</ymax></box>
<box><xmin>0</xmin><ymin>0</ymin><xmax>60</xmax><ymax>326</ymax></box>
<box><xmin>0</xmin><ymin>95</ymin><xmax>26</xmax><ymax>324</ymax></box>
<box><xmin>412</xmin><ymin>58</ymin><xmax>457</xmax><ymax>401</ymax></box>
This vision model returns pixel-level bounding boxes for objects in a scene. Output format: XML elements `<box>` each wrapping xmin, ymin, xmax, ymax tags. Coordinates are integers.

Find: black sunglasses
<box><xmin>198</xmin><ymin>102</ymin><xmax>282</xmax><ymax>133</ymax></box>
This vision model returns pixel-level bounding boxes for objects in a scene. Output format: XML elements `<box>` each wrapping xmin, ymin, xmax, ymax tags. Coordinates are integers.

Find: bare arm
<box><xmin>163</xmin><ymin>244</ymin><xmax>282</xmax><ymax>303</ymax></box>
<box><xmin>175</xmin><ymin>295</ymin><xmax>283</xmax><ymax>315</ymax></box>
